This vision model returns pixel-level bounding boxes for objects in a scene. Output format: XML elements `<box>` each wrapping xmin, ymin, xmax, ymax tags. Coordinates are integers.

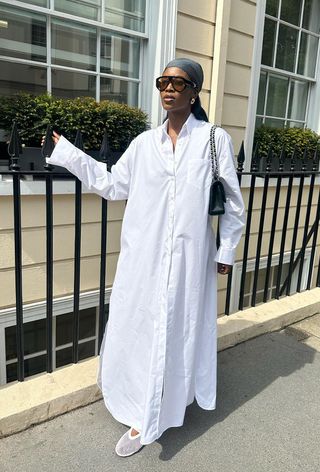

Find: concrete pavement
<box><xmin>0</xmin><ymin>325</ymin><xmax>319</xmax><ymax>472</ymax></box>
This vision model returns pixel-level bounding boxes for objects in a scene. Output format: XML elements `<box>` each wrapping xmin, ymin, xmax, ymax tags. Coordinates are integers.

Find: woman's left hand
<box><xmin>217</xmin><ymin>263</ymin><xmax>232</xmax><ymax>275</ymax></box>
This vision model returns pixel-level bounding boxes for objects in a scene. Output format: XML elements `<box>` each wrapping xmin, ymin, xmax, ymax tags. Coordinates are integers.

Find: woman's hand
<box><xmin>217</xmin><ymin>263</ymin><xmax>232</xmax><ymax>275</ymax></box>
<box><xmin>41</xmin><ymin>131</ymin><xmax>61</xmax><ymax>147</ymax></box>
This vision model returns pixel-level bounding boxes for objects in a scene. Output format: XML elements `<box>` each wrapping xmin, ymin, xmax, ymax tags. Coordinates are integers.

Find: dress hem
<box><xmin>98</xmin><ymin>383</ymin><xmax>217</xmax><ymax>446</ymax></box>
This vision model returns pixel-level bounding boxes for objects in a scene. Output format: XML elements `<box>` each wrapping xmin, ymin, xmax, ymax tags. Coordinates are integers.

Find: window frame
<box><xmin>0</xmin><ymin>0</ymin><xmax>178</xmax><ymax>191</ymax></box>
<box><xmin>0</xmin><ymin>0</ymin><xmax>146</xmax><ymax>105</ymax></box>
<box><xmin>245</xmin><ymin>0</ymin><xmax>320</xmax><ymax>182</ymax></box>
<box><xmin>256</xmin><ymin>0</ymin><xmax>320</xmax><ymax>129</ymax></box>
<box><xmin>256</xmin><ymin>68</ymin><xmax>313</xmax><ymax>129</ymax></box>
<box><xmin>0</xmin><ymin>287</ymin><xmax>111</xmax><ymax>385</ymax></box>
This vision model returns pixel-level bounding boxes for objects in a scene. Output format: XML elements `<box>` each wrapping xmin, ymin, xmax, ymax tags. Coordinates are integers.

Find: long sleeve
<box><xmin>213</xmin><ymin>128</ymin><xmax>246</xmax><ymax>266</ymax></box>
<box><xmin>46</xmin><ymin>135</ymin><xmax>135</xmax><ymax>200</ymax></box>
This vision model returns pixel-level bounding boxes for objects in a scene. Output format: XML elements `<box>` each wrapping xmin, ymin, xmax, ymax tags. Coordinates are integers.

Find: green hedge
<box><xmin>254</xmin><ymin>125</ymin><xmax>320</xmax><ymax>159</ymax></box>
<box><xmin>0</xmin><ymin>93</ymin><xmax>149</xmax><ymax>151</ymax></box>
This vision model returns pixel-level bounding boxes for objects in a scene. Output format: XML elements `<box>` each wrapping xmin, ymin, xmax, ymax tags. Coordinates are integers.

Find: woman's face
<box><xmin>159</xmin><ymin>67</ymin><xmax>197</xmax><ymax>114</ymax></box>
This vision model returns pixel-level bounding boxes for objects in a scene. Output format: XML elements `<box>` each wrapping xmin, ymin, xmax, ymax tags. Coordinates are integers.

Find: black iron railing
<box><xmin>0</xmin><ymin>122</ymin><xmax>320</xmax><ymax>383</ymax></box>
<box><xmin>232</xmin><ymin>142</ymin><xmax>320</xmax><ymax>314</ymax></box>
<box><xmin>1</xmin><ymin>124</ymin><xmax>112</xmax><ymax>381</ymax></box>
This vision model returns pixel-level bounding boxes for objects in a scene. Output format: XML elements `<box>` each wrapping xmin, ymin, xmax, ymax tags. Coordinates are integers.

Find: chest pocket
<box><xmin>186</xmin><ymin>159</ymin><xmax>212</xmax><ymax>190</ymax></box>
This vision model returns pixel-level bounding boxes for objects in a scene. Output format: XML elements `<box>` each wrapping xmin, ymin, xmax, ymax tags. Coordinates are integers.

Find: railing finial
<box><xmin>8</xmin><ymin>121</ymin><xmax>21</xmax><ymax>171</ymax></box>
<box><xmin>42</xmin><ymin>125</ymin><xmax>55</xmax><ymax>171</ymax></box>
<box><xmin>74</xmin><ymin>130</ymin><xmax>84</xmax><ymax>151</ymax></box>
<box><xmin>237</xmin><ymin>141</ymin><xmax>245</xmax><ymax>173</ymax></box>
<box><xmin>100</xmin><ymin>129</ymin><xmax>111</xmax><ymax>170</ymax></box>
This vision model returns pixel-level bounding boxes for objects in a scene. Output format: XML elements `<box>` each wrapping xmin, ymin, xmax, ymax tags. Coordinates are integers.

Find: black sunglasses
<box><xmin>155</xmin><ymin>75</ymin><xmax>197</xmax><ymax>93</ymax></box>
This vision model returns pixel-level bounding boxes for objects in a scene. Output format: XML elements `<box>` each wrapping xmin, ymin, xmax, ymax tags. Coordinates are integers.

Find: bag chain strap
<box><xmin>210</xmin><ymin>124</ymin><xmax>220</xmax><ymax>182</ymax></box>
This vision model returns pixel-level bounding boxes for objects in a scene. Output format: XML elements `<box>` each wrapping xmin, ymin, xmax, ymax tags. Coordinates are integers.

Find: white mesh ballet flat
<box><xmin>115</xmin><ymin>427</ymin><xmax>144</xmax><ymax>457</ymax></box>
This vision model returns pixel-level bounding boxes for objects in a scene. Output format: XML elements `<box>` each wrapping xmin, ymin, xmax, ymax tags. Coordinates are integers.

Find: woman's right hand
<box><xmin>41</xmin><ymin>131</ymin><xmax>61</xmax><ymax>147</ymax></box>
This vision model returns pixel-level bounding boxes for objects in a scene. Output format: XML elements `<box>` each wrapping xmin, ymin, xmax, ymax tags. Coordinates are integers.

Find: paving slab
<box><xmin>283</xmin><ymin>313</ymin><xmax>320</xmax><ymax>352</ymax></box>
<box><xmin>0</xmin><ymin>331</ymin><xmax>319</xmax><ymax>472</ymax></box>
<box><xmin>288</xmin><ymin>313</ymin><xmax>320</xmax><ymax>339</ymax></box>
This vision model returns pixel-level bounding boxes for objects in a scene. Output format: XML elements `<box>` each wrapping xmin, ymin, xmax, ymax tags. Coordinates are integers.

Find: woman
<box><xmin>45</xmin><ymin>58</ymin><xmax>246</xmax><ymax>457</ymax></box>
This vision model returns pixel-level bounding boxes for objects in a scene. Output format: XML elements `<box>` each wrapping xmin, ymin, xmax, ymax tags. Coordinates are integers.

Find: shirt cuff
<box><xmin>214</xmin><ymin>247</ymin><xmax>236</xmax><ymax>266</ymax></box>
<box><xmin>45</xmin><ymin>135</ymin><xmax>75</xmax><ymax>167</ymax></box>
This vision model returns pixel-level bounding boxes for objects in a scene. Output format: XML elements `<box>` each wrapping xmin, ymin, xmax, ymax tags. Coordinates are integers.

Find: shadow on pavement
<box><xmin>157</xmin><ymin>330</ymin><xmax>316</xmax><ymax>461</ymax></box>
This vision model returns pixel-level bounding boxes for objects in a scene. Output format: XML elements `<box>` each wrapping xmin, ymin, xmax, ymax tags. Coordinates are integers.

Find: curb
<box><xmin>1</xmin><ymin>288</ymin><xmax>320</xmax><ymax>438</ymax></box>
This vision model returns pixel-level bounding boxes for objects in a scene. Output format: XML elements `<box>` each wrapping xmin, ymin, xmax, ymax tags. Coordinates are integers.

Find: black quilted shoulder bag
<box><xmin>208</xmin><ymin>125</ymin><xmax>226</xmax><ymax>215</ymax></box>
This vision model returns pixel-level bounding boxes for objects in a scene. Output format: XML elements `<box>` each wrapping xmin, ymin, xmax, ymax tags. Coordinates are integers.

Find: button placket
<box><xmin>154</xmin><ymin>135</ymin><xmax>177</xmax><ymax>434</ymax></box>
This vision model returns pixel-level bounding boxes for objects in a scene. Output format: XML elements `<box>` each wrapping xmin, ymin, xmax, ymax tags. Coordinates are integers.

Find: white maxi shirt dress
<box><xmin>47</xmin><ymin>113</ymin><xmax>246</xmax><ymax>445</ymax></box>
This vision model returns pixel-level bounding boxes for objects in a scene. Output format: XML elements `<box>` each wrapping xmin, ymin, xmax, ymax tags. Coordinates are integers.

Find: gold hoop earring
<box><xmin>190</xmin><ymin>98</ymin><xmax>195</xmax><ymax>105</ymax></box>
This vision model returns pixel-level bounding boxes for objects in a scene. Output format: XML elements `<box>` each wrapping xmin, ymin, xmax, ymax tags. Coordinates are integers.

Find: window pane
<box><xmin>264</xmin><ymin>118</ymin><xmax>285</xmax><ymax>128</ymax></box>
<box><xmin>105</xmin><ymin>0</ymin><xmax>146</xmax><ymax>33</ymax></box>
<box><xmin>261</xmin><ymin>18</ymin><xmax>277</xmax><ymax>66</ymax></box>
<box><xmin>56</xmin><ymin>308</ymin><xmax>97</xmax><ymax>347</ymax></box>
<box><xmin>25</xmin><ymin>355</ymin><xmax>47</xmax><ymax>377</ymax></box>
<box><xmin>266</xmin><ymin>0</ymin><xmax>279</xmax><ymax>17</ymax></box>
<box><xmin>257</xmin><ymin>71</ymin><xmax>267</xmax><ymax>115</ymax></box>
<box><xmin>56</xmin><ymin>347</ymin><xmax>72</xmax><ymax>367</ymax></box>
<box><xmin>101</xmin><ymin>33</ymin><xmax>140</xmax><ymax>78</ymax></box>
<box><xmin>56</xmin><ymin>341</ymin><xmax>95</xmax><ymax>368</ymax></box>
<box><xmin>79</xmin><ymin>308</ymin><xmax>96</xmax><ymax>339</ymax></box>
<box><xmin>255</xmin><ymin>291</ymin><xmax>265</xmax><ymax>304</ymax></box>
<box><xmin>5</xmin><ymin>319</ymin><xmax>47</xmax><ymax>361</ymax></box>
<box><xmin>276</xmin><ymin>24</ymin><xmax>298</xmax><ymax>72</ymax></box>
<box><xmin>55</xmin><ymin>0</ymin><xmax>101</xmax><ymax>21</ymax></box>
<box><xmin>273</xmin><ymin>262</ymin><xmax>289</xmax><ymax>285</ymax></box>
<box><xmin>255</xmin><ymin>117</ymin><xmax>264</xmax><ymax>129</ymax></box>
<box><xmin>5</xmin><ymin>326</ymin><xmax>17</xmax><ymax>361</ymax></box>
<box><xmin>298</xmin><ymin>32</ymin><xmax>318</xmax><ymax>78</ymax></box>
<box><xmin>280</xmin><ymin>0</ymin><xmax>303</xmax><ymax>26</ymax></box>
<box><xmin>100</xmin><ymin>78</ymin><xmax>138</xmax><ymax>106</ymax></box>
<box><xmin>24</xmin><ymin>319</ymin><xmax>46</xmax><ymax>356</ymax></box>
<box><xmin>244</xmin><ymin>272</ymin><xmax>251</xmax><ymax>294</ymax></box>
<box><xmin>6</xmin><ymin>363</ymin><xmax>17</xmax><ymax>383</ymax></box>
<box><xmin>52</xmin><ymin>20</ymin><xmax>96</xmax><ymax>71</ymax></box>
<box><xmin>56</xmin><ymin>313</ymin><xmax>73</xmax><ymax>347</ymax></box>
<box><xmin>287</xmin><ymin>121</ymin><xmax>304</xmax><ymax>128</ymax></box>
<box><xmin>266</xmin><ymin>74</ymin><xmax>289</xmax><ymax>117</ymax></box>
<box><xmin>242</xmin><ymin>295</ymin><xmax>250</xmax><ymax>308</ymax></box>
<box><xmin>52</xmin><ymin>69</ymin><xmax>96</xmax><ymax>98</ymax></box>
<box><xmin>0</xmin><ymin>61</ymin><xmax>47</xmax><ymax>96</ymax></box>
<box><xmin>288</xmin><ymin>80</ymin><xmax>308</xmax><ymax>121</ymax></box>
<box><xmin>257</xmin><ymin>268</ymin><xmax>267</xmax><ymax>291</ymax></box>
<box><xmin>79</xmin><ymin>340</ymin><xmax>96</xmax><ymax>360</ymax></box>
<box><xmin>6</xmin><ymin>355</ymin><xmax>47</xmax><ymax>383</ymax></box>
<box><xmin>302</xmin><ymin>0</ymin><xmax>320</xmax><ymax>33</ymax></box>
<box><xmin>0</xmin><ymin>6</ymin><xmax>46</xmax><ymax>62</ymax></box>
<box><xmin>22</xmin><ymin>0</ymin><xmax>48</xmax><ymax>6</ymax></box>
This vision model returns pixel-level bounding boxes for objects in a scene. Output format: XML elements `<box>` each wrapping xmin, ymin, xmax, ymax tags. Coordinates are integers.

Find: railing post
<box><xmin>72</xmin><ymin>130</ymin><xmax>84</xmax><ymax>364</ymax></box>
<box><xmin>284</xmin><ymin>150</ymin><xmax>306</xmax><ymax>296</ymax></box>
<box><xmin>8</xmin><ymin>121</ymin><xmax>21</xmax><ymax>171</ymax></box>
<box><xmin>8</xmin><ymin>122</ymin><xmax>24</xmax><ymax>381</ymax></box>
<box><xmin>225</xmin><ymin>141</ymin><xmax>245</xmax><ymax>315</ymax></box>
<box><xmin>42</xmin><ymin>125</ymin><xmax>54</xmax><ymax>373</ymax></box>
<box><xmin>238</xmin><ymin>143</ymin><xmax>259</xmax><ymax>310</ymax></box>
<box><xmin>275</xmin><ymin>148</ymin><xmax>296</xmax><ymax>298</ymax></box>
<box><xmin>98</xmin><ymin>130</ymin><xmax>111</xmax><ymax>349</ymax></box>
<box><xmin>263</xmin><ymin>147</ymin><xmax>285</xmax><ymax>302</ymax></box>
<box><xmin>251</xmin><ymin>146</ymin><xmax>272</xmax><ymax>306</ymax></box>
